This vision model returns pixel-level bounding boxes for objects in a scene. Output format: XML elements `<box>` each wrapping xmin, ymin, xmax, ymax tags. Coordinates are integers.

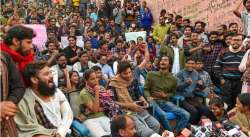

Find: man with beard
<box><xmin>217</xmin><ymin>24</ymin><xmax>227</xmax><ymax>42</ymax></box>
<box><xmin>51</xmin><ymin>53</ymin><xmax>72</xmax><ymax>88</ymax></box>
<box><xmin>214</xmin><ymin>33</ymin><xmax>245</xmax><ymax>110</ymax></box>
<box><xmin>63</xmin><ymin>36</ymin><xmax>83</xmax><ymax>65</ymax></box>
<box><xmin>1</xmin><ymin>25</ymin><xmax>35</xmax><ymax>73</ymax></box>
<box><xmin>36</xmin><ymin>7</ymin><xmax>45</xmax><ymax>24</ymax></box>
<box><xmin>97</xmin><ymin>1</ymin><xmax>110</xmax><ymax>19</ymax></box>
<box><xmin>194</xmin><ymin>21</ymin><xmax>209</xmax><ymax>44</ymax></box>
<box><xmin>113</xmin><ymin>0</ymin><xmax>124</xmax><ymax>26</ymax></box>
<box><xmin>228</xmin><ymin>22</ymin><xmax>239</xmax><ymax>34</ymax></box>
<box><xmin>203</xmin><ymin>31</ymin><xmax>224</xmax><ymax>84</ymax></box>
<box><xmin>15</xmin><ymin>61</ymin><xmax>73</xmax><ymax>137</ymax></box>
<box><xmin>18</xmin><ymin>1</ymin><xmax>29</xmax><ymax>18</ymax></box>
<box><xmin>177</xmin><ymin>25</ymin><xmax>192</xmax><ymax>48</ymax></box>
<box><xmin>40</xmin><ymin>40</ymin><xmax>61</xmax><ymax>67</ymax></box>
<box><xmin>3</xmin><ymin>2</ymin><xmax>14</xmax><ymax>18</ymax></box>
<box><xmin>47</xmin><ymin>18</ymin><xmax>59</xmax><ymax>38</ymax></box>
<box><xmin>0</xmin><ymin>51</ymin><xmax>25</xmax><ymax>137</ymax></box>
<box><xmin>144</xmin><ymin>56</ymin><xmax>190</xmax><ymax>133</ymax></box>
<box><xmin>0</xmin><ymin>24</ymin><xmax>35</xmax><ymax>137</ymax></box>
<box><xmin>166</xmin><ymin>13</ymin><xmax>174</xmax><ymax>24</ymax></box>
<box><xmin>184</xmin><ymin>31</ymin><xmax>209</xmax><ymax>61</ymax></box>
<box><xmin>160</xmin><ymin>33</ymin><xmax>185</xmax><ymax>75</ymax></box>
<box><xmin>234</xmin><ymin>0</ymin><xmax>250</xmax><ymax>36</ymax></box>
<box><xmin>224</xmin><ymin>32</ymin><xmax>234</xmax><ymax>48</ymax></box>
<box><xmin>175</xmin><ymin>15</ymin><xmax>183</xmax><ymax>33</ymax></box>
<box><xmin>152</xmin><ymin>16</ymin><xmax>171</xmax><ymax>44</ymax></box>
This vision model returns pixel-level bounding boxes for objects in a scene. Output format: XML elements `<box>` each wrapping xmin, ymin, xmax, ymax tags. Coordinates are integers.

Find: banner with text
<box><xmin>146</xmin><ymin>0</ymin><xmax>243</xmax><ymax>32</ymax></box>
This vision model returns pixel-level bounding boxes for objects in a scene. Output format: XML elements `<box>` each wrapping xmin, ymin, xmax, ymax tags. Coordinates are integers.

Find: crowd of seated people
<box><xmin>1</xmin><ymin>0</ymin><xmax>250</xmax><ymax>137</ymax></box>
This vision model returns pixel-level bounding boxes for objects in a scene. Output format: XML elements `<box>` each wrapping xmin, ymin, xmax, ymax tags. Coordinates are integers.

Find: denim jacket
<box><xmin>176</xmin><ymin>69</ymin><xmax>204</xmax><ymax>97</ymax></box>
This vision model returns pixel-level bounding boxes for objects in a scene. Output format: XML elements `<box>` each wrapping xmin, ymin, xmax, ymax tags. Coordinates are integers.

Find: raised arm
<box><xmin>138</xmin><ymin>43</ymin><xmax>150</xmax><ymax>69</ymax></box>
<box><xmin>233</xmin><ymin>1</ymin><xmax>242</xmax><ymax>18</ymax></box>
<box><xmin>239</xmin><ymin>49</ymin><xmax>250</xmax><ymax>72</ymax></box>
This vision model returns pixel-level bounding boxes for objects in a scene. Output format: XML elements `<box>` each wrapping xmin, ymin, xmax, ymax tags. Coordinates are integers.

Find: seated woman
<box><xmin>68</xmin><ymin>70</ymin><xmax>84</xmax><ymax>91</ymax></box>
<box><xmin>61</xmin><ymin>70</ymin><xmax>83</xmax><ymax>92</ymax></box>
<box><xmin>206</xmin><ymin>97</ymin><xmax>227</xmax><ymax>121</ymax></box>
<box><xmin>228</xmin><ymin>93</ymin><xmax>250</xmax><ymax>133</ymax></box>
<box><xmin>79</xmin><ymin>69</ymin><xmax>122</xmax><ymax>137</ymax></box>
<box><xmin>64</xmin><ymin>71</ymin><xmax>84</xmax><ymax>117</ymax></box>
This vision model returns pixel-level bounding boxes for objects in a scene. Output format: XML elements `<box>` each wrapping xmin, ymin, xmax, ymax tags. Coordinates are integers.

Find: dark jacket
<box><xmin>160</xmin><ymin>45</ymin><xmax>185</xmax><ymax>69</ymax></box>
<box><xmin>0</xmin><ymin>51</ymin><xmax>25</xmax><ymax>104</ymax></box>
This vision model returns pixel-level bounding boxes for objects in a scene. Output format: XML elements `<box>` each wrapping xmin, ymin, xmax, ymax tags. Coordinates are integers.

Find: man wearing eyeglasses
<box><xmin>213</xmin><ymin>33</ymin><xmax>246</xmax><ymax>111</ymax></box>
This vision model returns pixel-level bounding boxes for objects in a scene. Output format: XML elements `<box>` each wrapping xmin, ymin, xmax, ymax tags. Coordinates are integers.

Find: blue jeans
<box><xmin>150</xmin><ymin>101</ymin><xmax>190</xmax><ymax>133</ymax></box>
<box><xmin>150</xmin><ymin>101</ymin><xmax>172</xmax><ymax>131</ymax></box>
<box><xmin>133</xmin><ymin>110</ymin><xmax>160</xmax><ymax>137</ymax></box>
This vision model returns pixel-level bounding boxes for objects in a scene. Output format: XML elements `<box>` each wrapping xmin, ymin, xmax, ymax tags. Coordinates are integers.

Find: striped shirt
<box><xmin>213</xmin><ymin>49</ymin><xmax>245</xmax><ymax>80</ymax></box>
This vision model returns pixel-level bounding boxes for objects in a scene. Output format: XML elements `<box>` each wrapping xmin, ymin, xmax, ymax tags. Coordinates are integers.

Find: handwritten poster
<box><xmin>25</xmin><ymin>24</ymin><xmax>47</xmax><ymax>51</ymax></box>
<box><xmin>146</xmin><ymin>0</ymin><xmax>243</xmax><ymax>32</ymax></box>
<box><xmin>125</xmin><ymin>31</ymin><xmax>147</xmax><ymax>42</ymax></box>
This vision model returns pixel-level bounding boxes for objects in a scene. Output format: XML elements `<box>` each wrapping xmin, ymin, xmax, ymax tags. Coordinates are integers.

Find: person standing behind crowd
<box><xmin>175</xmin><ymin>15</ymin><xmax>183</xmax><ymax>34</ymax></box>
<box><xmin>0</xmin><ymin>51</ymin><xmax>25</xmax><ymax>137</ymax></box>
<box><xmin>113</xmin><ymin>0</ymin><xmax>124</xmax><ymax>26</ymax></box>
<box><xmin>214</xmin><ymin>33</ymin><xmax>245</xmax><ymax>110</ymax></box>
<box><xmin>217</xmin><ymin>24</ymin><xmax>228</xmax><ymax>42</ymax></box>
<box><xmin>0</xmin><ymin>25</ymin><xmax>35</xmax><ymax>137</ymax></box>
<box><xmin>194</xmin><ymin>21</ymin><xmax>209</xmax><ymax>44</ymax></box>
<box><xmin>40</xmin><ymin>40</ymin><xmax>61</xmax><ymax>67</ymax></box>
<box><xmin>51</xmin><ymin>53</ymin><xmax>72</xmax><ymax>88</ymax></box>
<box><xmin>184</xmin><ymin>31</ymin><xmax>209</xmax><ymax>61</ymax></box>
<box><xmin>160</xmin><ymin>33</ymin><xmax>185</xmax><ymax>75</ymax></box>
<box><xmin>228</xmin><ymin>22</ymin><xmax>239</xmax><ymax>34</ymax></box>
<box><xmin>177</xmin><ymin>25</ymin><xmax>192</xmax><ymax>49</ymax></box>
<box><xmin>153</xmin><ymin>16</ymin><xmax>170</xmax><ymax>44</ymax></box>
<box><xmin>203</xmin><ymin>31</ymin><xmax>224</xmax><ymax>83</ymax></box>
<box><xmin>176</xmin><ymin>58</ymin><xmax>210</xmax><ymax>124</ymax></box>
<box><xmin>140</xmin><ymin>6</ymin><xmax>153</xmax><ymax>33</ymax></box>
<box><xmin>234</xmin><ymin>0</ymin><xmax>250</xmax><ymax>36</ymax></box>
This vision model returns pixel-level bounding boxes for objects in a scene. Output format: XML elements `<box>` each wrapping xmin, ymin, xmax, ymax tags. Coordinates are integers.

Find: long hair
<box><xmin>157</xmin><ymin>55</ymin><xmax>173</xmax><ymax>72</ymax></box>
<box><xmin>3</xmin><ymin>25</ymin><xmax>35</xmax><ymax>45</ymax></box>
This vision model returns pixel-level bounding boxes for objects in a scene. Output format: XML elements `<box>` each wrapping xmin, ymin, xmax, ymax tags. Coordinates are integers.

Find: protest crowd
<box><xmin>1</xmin><ymin>0</ymin><xmax>250</xmax><ymax>137</ymax></box>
